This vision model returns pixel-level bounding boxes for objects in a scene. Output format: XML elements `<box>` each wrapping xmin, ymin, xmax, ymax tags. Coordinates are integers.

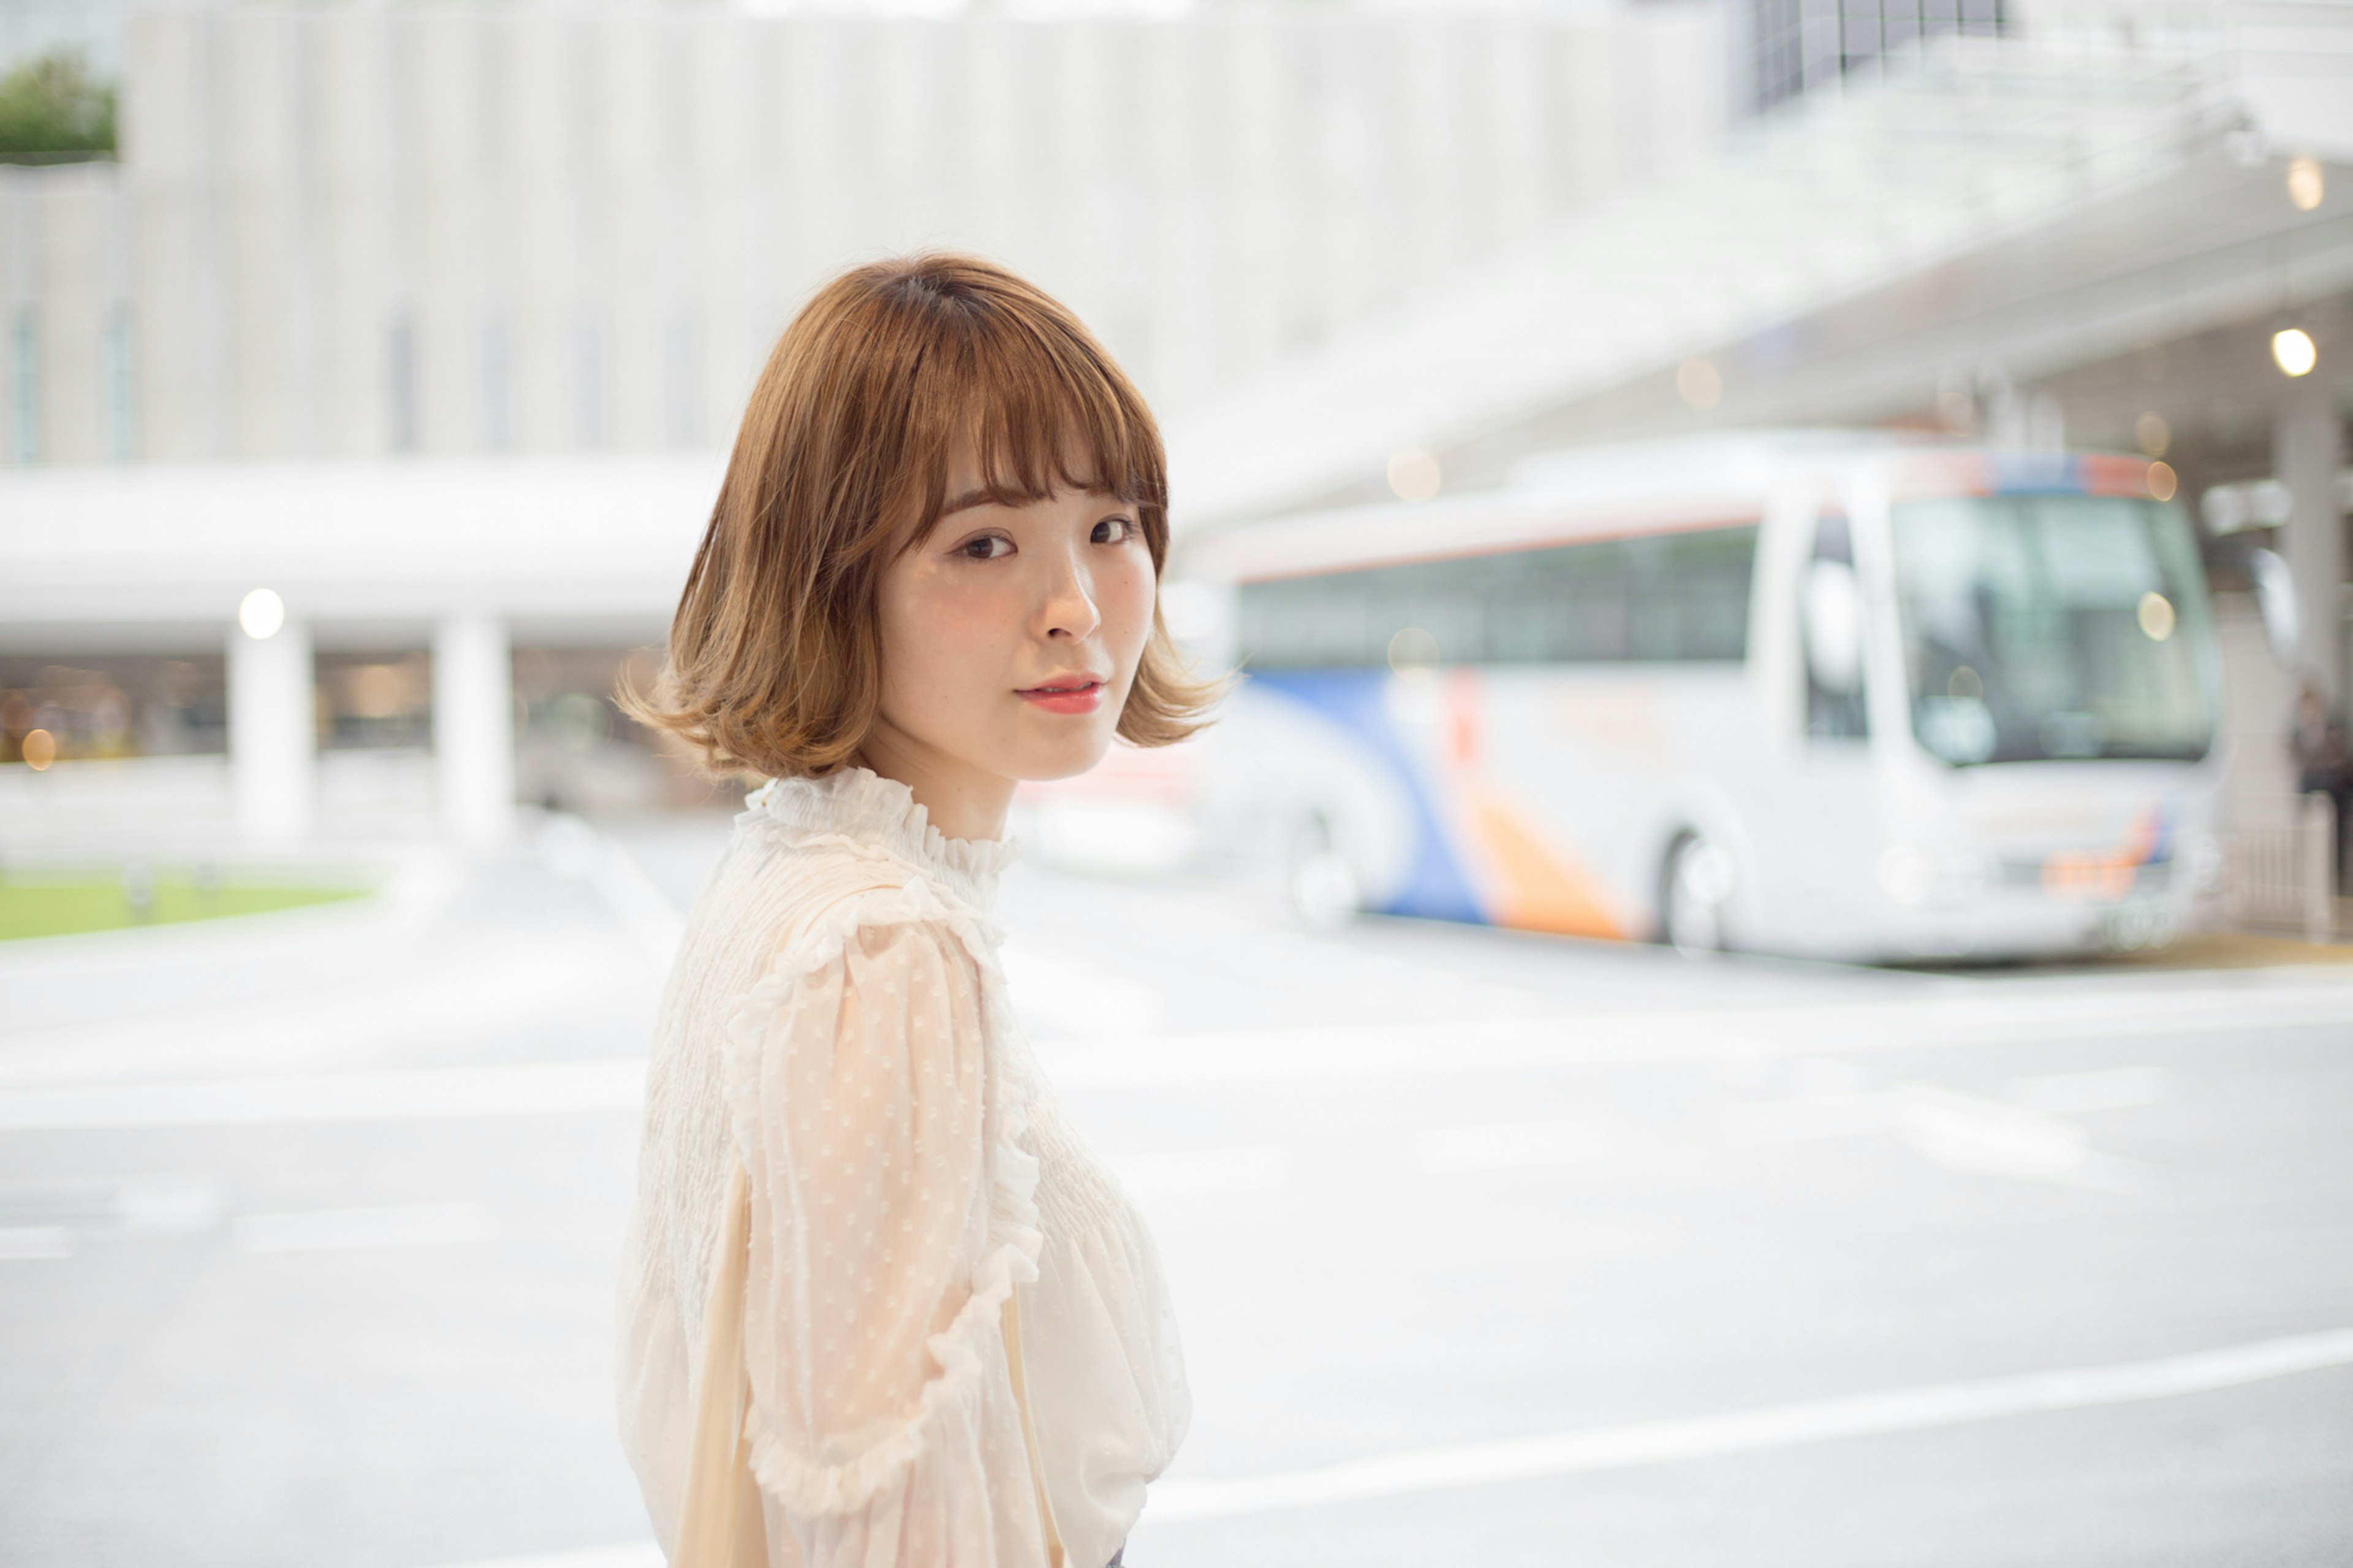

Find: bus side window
<box><xmin>1236</xmin><ymin>523</ymin><xmax>1760</xmax><ymax>670</ymax></box>
<box><xmin>1803</xmin><ymin>515</ymin><xmax>1869</xmax><ymax>741</ymax></box>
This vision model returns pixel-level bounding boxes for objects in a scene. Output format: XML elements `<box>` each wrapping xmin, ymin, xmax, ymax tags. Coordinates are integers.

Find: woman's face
<box><xmin>868</xmin><ymin>445</ymin><xmax>1158</xmax><ymax>801</ymax></box>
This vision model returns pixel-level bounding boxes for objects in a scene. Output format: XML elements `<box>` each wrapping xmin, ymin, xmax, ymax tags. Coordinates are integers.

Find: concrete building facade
<box><xmin>1</xmin><ymin>2</ymin><xmax>1732</xmax><ymax>469</ymax></box>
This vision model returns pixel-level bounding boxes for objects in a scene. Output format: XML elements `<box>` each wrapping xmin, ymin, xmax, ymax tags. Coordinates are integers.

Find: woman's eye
<box><xmin>960</xmin><ymin>535</ymin><xmax>1012</xmax><ymax>561</ymax></box>
<box><xmin>1091</xmin><ymin>516</ymin><xmax>1137</xmax><ymax>545</ymax></box>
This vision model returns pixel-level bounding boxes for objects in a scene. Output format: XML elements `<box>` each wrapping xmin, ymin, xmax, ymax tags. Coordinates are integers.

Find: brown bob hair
<box><xmin>625</xmin><ymin>253</ymin><xmax>1216</xmax><ymax>780</ymax></box>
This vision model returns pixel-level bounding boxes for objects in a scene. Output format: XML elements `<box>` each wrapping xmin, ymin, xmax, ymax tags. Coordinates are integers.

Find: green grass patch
<box><xmin>0</xmin><ymin>870</ymin><xmax>371</xmax><ymax>942</ymax></box>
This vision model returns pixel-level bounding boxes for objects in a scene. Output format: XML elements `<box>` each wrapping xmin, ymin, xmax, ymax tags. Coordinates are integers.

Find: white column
<box><xmin>434</xmin><ymin>612</ymin><xmax>515</xmax><ymax>846</ymax></box>
<box><xmin>2276</xmin><ymin>372</ymin><xmax>2346</xmax><ymax>702</ymax></box>
<box><xmin>229</xmin><ymin>614</ymin><xmax>315</xmax><ymax>844</ymax></box>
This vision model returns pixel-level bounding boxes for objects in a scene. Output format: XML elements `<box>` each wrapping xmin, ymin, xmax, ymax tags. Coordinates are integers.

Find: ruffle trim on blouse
<box><xmin>716</xmin><ymin>877</ymin><xmax>1045</xmax><ymax>1520</ymax></box>
<box><xmin>743</xmin><ymin>768</ymin><xmax>1018</xmax><ymax>914</ymax></box>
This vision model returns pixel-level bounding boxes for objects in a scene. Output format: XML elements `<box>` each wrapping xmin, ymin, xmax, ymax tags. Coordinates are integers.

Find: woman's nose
<box><xmin>1041</xmin><ymin>551</ymin><xmax>1102</xmax><ymax>641</ymax></box>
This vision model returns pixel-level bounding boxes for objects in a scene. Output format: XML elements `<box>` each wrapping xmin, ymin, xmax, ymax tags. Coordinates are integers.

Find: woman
<box><xmin>616</xmin><ymin>255</ymin><xmax>1211</xmax><ymax>1567</ymax></box>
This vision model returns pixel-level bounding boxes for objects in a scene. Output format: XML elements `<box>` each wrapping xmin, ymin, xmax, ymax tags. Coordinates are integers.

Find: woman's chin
<box><xmin>1003</xmin><ymin>727</ymin><xmax>1117</xmax><ymax>784</ymax></box>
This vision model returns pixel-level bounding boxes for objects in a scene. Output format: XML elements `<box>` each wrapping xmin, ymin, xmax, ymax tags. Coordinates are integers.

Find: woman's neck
<box><xmin>855</xmin><ymin>721</ymin><xmax>1016</xmax><ymax>844</ymax></box>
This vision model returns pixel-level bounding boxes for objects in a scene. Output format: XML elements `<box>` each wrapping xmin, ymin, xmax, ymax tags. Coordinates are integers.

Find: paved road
<box><xmin>2</xmin><ymin>812</ymin><xmax>2348</xmax><ymax>1568</ymax></box>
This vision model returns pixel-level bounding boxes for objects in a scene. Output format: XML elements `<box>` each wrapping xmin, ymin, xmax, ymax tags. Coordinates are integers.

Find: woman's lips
<box><xmin>1018</xmin><ymin>678</ymin><xmax>1105</xmax><ymax>715</ymax></box>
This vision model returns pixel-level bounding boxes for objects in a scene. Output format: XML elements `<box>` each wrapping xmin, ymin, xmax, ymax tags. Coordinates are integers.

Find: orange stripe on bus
<box><xmin>1471</xmin><ymin>797</ymin><xmax>1627</xmax><ymax>941</ymax></box>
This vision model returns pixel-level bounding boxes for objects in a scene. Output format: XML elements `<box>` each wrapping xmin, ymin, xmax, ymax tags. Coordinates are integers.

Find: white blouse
<box><xmin>617</xmin><ymin>767</ymin><xmax>1188</xmax><ymax>1568</ymax></box>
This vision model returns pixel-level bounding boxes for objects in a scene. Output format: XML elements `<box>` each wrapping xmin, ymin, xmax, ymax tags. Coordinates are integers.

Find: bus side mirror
<box><xmin>2249</xmin><ymin>548</ymin><xmax>2300</xmax><ymax>665</ymax></box>
<box><xmin>1803</xmin><ymin>560</ymin><xmax>1865</xmax><ymax>693</ymax></box>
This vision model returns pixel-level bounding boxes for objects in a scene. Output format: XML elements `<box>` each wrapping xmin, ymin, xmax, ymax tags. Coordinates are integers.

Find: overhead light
<box><xmin>2146</xmin><ymin>461</ymin><xmax>2177</xmax><ymax>501</ymax></box>
<box><xmin>2286</xmin><ymin>156</ymin><xmax>2324</xmax><ymax>213</ymax></box>
<box><xmin>2272</xmin><ymin>328</ymin><xmax>2317</xmax><ymax>378</ymax></box>
<box><xmin>238</xmin><ymin>588</ymin><xmax>287</xmax><ymax>640</ymax></box>
<box><xmin>1387</xmin><ymin>449</ymin><xmax>1441</xmax><ymax>503</ymax></box>
<box><xmin>1676</xmin><ymin>358</ymin><xmax>1723</xmax><ymax>410</ymax></box>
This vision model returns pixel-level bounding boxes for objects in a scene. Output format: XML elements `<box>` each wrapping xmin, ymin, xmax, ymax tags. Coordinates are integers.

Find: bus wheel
<box><xmin>1662</xmin><ymin>831</ymin><xmax>1735</xmax><ymax>957</ymax></box>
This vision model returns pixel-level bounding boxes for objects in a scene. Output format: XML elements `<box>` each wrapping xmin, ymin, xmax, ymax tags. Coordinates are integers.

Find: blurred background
<box><xmin>1</xmin><ymin>0</ymin><xmax>2349</xmax><ymax>1564</ymax></box>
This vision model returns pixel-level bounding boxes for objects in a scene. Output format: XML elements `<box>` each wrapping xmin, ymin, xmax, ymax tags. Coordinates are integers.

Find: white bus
<box><xmin>1170</xmin><ymin>433</ymin><xmax>2227</xmax><ymax>964</ymax></box>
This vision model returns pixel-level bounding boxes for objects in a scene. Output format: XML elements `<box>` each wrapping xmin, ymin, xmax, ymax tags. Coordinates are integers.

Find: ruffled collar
<box><xmin>743</xmin><ymin>766</ymin><xmax>1017</xmax><ymax>912</ymax></box>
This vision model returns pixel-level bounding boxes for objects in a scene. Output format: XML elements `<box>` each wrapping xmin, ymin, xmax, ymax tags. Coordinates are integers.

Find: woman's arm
<box><xmin>722</xmin><ymin>902</ymin><xmax>1053</xmax><ymax>1568</ymax></box>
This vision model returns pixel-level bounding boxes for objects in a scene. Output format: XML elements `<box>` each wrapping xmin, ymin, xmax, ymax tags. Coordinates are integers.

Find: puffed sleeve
<box><xmin>720</xmin><ymin>901</ymin><xmax>1053</xmax><ymax>1568</ymax></box>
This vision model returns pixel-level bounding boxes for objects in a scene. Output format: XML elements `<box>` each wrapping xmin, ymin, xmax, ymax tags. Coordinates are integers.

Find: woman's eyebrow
<box><xmin>940</xmin><ymin>485</ymin><xmax>1020</xmax><ymax>518</ymax></box>
<box><xmin>938</xmin><ymin>480</ymin><xmax>1120</xmax><ymax>518</ymax></box>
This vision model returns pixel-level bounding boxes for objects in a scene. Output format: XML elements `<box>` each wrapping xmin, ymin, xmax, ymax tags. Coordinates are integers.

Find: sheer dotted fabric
<box><xmin>618</xmin><ymin>769</ymin><xmax>1189</xmax><ymax>1568</ymax></box>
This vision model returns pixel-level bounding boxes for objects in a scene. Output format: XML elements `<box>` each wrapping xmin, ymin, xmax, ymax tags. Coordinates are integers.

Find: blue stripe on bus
<box><xmin>1250</xmin><ymin>670</ymin><xmax>1487</xmax><ymax>924</ymax></box>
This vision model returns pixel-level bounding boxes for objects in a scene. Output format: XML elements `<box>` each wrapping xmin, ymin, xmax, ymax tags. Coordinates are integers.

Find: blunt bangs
<box><xmin>884</xmin><ymin>274</ymin><xmax>1169</xmax><ymax>561</ymax></box>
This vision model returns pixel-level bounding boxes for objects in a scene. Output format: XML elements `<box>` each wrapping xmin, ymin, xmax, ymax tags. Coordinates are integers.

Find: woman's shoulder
<box><xmin>775</xmin><ymin>877</ymin><xmax>996</xmax><ymax>982</ymax></box>
<box><xmin>715</xmin><ymin>882</ymin><xmax>999</xmax><ymax>1085</ymax></box>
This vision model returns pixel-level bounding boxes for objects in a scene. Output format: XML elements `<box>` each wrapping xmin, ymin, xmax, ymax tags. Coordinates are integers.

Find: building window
<box><xmin>571</xmin><ymin>314</ymin><xmax>607</xmax><ymax>450</ymax></box>
<box><xmin>388</xmin><ymin>313</ymin><xmax>418</xmax><ymax>455</ymax></box>
<box><xmin>663</xmin><ymin>312</ymin><xmax>700</xmax><ymax>449</ymax></box>
<box><xmin>316</xmin><ymin>651</ymin><xmax>434</xmax><ymax>751</ymax></box>
<box><xmin>480</xmin><ymin>312</ymin><xmax>513</xmax><ymax>453</ymax></box>
<box><xmin>1751</xmin><ymin>0</ymin><xmax>2007</xmax><ymax>112</ymax></box>
<box><xmin>11</xmin><ymin>305</ymin><xmax>37</xmax><ymax>462</ymax></box>
<box><xmin>106</xmin><ymin>303</ymin><xmax>135</xmax><ymax>460</ymax></box>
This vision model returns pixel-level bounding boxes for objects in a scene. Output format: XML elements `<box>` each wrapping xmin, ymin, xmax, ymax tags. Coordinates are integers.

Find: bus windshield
<box><xmin>1890</xmin><ymin>494</ymin><xmax>2218</xmax><ymax>766</ymax></box>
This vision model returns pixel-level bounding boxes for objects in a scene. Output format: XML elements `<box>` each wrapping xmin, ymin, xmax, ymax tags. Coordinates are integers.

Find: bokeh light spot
<box><xmin>2287</xmin><ymin>156</ymin><xmax>2324</xmax><ymax>213</ymax></box>
<box><xmin>1387</xmin><ymin>450</ymin><xmax>1442</xmax><ymax>503</ymax></box>
<box><xmin>1387</xmin><ymin>627</ymin><xmax>1441</xmax><ymax>672</ymax></box>
<box><xmin>2272</xmin><ymin>328</ymin><xmax>2317</xmax><ymax>377</ymax></box>
<box><xmin>238</xmin><ymin>588</ymin><xmax>287</xmax><ymax>640</ymax></box>
<box><xmin>1675</xmin><ymin>358</ymin><xmax>1723</xmax><ymax>410</ymax></box>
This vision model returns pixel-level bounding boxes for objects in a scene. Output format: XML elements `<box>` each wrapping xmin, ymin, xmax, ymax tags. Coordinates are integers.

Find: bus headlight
<box><xmin>2188</xmin><ymin>832</ymin><xmax>2224</xmax><ymax>892</ymax></box>
<box><xmin>1880</xmin><ymin>844</ymin><xmax>1988</xmax><ymax>908</ymax></box>
<box><xmin>1879</xmin><ymin>846</ymin><xmax>1931</xmax><ymax>907</ymax></box>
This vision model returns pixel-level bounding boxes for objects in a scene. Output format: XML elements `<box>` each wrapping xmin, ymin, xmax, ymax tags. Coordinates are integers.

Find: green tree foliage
<box><xmin>0</xmin><ymin>50</ymin><xmax>117</xmax><ymax>165</ymax></box>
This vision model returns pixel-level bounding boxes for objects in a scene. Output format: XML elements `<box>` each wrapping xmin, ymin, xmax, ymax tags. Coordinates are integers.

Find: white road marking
<box><xmin>235</xmin><ymin>1202</ymin><xmax>498</xmax><ymax>1253</ymax></box>
<box><xmin>1111</xmin><ymin>1144</ymin><xmax>1292</xmax><ymax>1197</ymax></box>
<box><xmin>0</xmin><ymin>1059</ymin><xmax>645</xmax><ymax>1131</ymax></box>
<box><xmin>1732</xmin><ymin>1081</ymin><xmax>2151</xmax><ymax>1193</ymax></box>
<box><xmin>113</xmin><ymin>1175</ymin><xmax>229</xmax><ymax>1232</ymax></box>
<box><xmin>1149</xmin><ymin>1325</ymin><xmax>2353</xmax><ymax>1520</ymax></box>
<box><xmin>0</xmin><ymin>937</ymin><xmax>645</xmax><ymax>1091</ymax></box>
<box><xmin>0</xmin><ymin>1226</ymin><xmax>73</xmax><ymax>1260</ymax></box>
<box><xmin>1033</xmin><ymin>983</ymin><xmax>2353</xmax><ymax>1089</ymax></box>
<box><xmin>539</xmin><ymin>817</ymin><xmax>686</xmax><ymax>969</ymax></box>
<box><xmin>1415</xmin><ymin>1116</ymin><xmax>1614</xmax><ymax>1173</ymax></box>
<box><xmin>1727</xmin><ymin>1096</ymin><xmax>1880</xmax><ymax>1142</ymax></box>
<box><xmin>0</xmin><ymin>979</ymin><xmax>2328</xmax><ymax>1132</ymax></box>
<box><xmin>0</xmin><ymin>1174</ymin><xmax>227</xmax><ymax>1235</ymax></box>
<box><xmin>2011</xmin><ymin>1066</ymin><xmax>2170</xmax><ymax>1114</ymax></box>
<box><xmin>417</xmin><ymin>1545</ymin><xmax>661</xmax><ymax>1568</ymax></box>
<box><xmin>999</xmin><ymin>941</ymin><xmax>1172</xmax><ymax>1038</ymax></box>
<box><xmin>1887</xmin><ymin>1084</ymin><xmax>2151</xmax><ymax>1195</ymax></box>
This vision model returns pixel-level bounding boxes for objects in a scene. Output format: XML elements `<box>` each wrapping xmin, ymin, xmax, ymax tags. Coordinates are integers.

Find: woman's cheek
<box><xmin>1114</xmin><ymin>557</ymin><xmax>1158</xmax><ymax>664</ymax></box>
<box><xmin>910</xmin><ymin>570</ymin><xmax>1001</xmax><ymax>667</ymax></box>
<box><xmin>884</xmin><ymin>575</ymin><xmax>986</xmax><ymax>716</ymax></box>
